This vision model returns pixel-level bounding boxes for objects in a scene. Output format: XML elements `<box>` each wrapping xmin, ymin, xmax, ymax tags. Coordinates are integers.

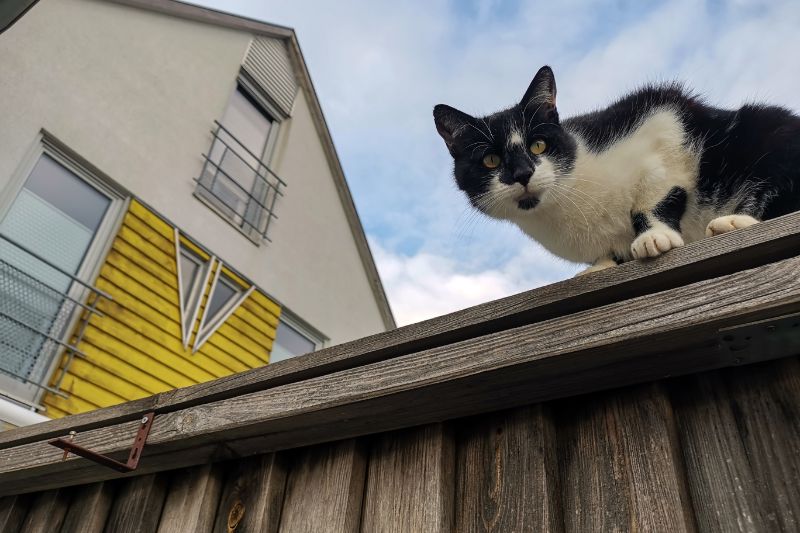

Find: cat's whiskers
<box><xmin>549</xmin><ymin>182</ymin><xmax>612</xmax><ymax>221</ymax></box>
<box><xmin>545</xmin><ymin>184</ymin><xmax>590</xmax><ymax>231</ymax></box>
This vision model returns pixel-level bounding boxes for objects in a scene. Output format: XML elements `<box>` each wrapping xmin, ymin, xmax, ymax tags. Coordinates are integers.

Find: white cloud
<box><xmin>371</xmin><ymin>239</ymin><xmax>579</xmax><ymax>325</ymax></box>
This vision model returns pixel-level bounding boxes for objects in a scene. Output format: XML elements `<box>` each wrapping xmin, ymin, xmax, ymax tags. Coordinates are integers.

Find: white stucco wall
<box><xmin>0</xmin><ymin>0</ymin><xmax>388</xmax><ymax>345</ymax></box>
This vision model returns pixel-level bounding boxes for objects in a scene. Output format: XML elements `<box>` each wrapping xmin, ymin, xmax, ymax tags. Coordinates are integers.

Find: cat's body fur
<box><xmin>434</xmin><ymin>67</ymin><xmax>800</xmax><ymax>273</ymax></box>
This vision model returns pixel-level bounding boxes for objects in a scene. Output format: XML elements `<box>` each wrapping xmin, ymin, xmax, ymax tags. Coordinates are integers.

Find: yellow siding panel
<box><xmin>43</xmin><ymin>201</ymin><xmax>281</xmax><ymax>418</ymax></box>
<box><xmin>62</xmin><ymin>358</ymin><xmax>151</xmax><ymax>400</ymax></box>
<box><xmin>112</xmin><ymin>237</ymin><xmax>176</xmax><ymax>284</ymax></box>
<box><xmin>98</xmin><ymin>265</ymin><xmax>181</xmax><ymax>324</ymax></box>
<box><xmin>226</xmin><ymin>312</ymin><xmax>275</xmax><ymax>347</ymax></box>
<box><xmin>44</xmin><ymin>404</ymin><xmax>69</xmax><ymax>419</ymax></box>
<box><xmin>44</xmin><ymin>393</ymin><xmax>100</xmax><ymax>417</ymax></box>
<box><xmin>94</xmin><ymin>279</ymin><xmax>182</xmax><ymax>338</ymax></box>
<box><xmin>239</xmin><ymin>300</ymin><xmax>280</xmax><ymax>330</ymax></box>
<box><xmin>129</xmin><ymin>199</ymin><xmax>173</xmax><ymax>239</ymax></box>
<box><xmin>246</xmin><ymin>290</ymin><xmax>282</xmax><ymax>319</ymax></box>
<box><xmin>78</xmin><ymin>342</ymin><xmax>173</xmax><ymax>395</ymax></box>
<box><xmin>82</xmin><ymin>327</ymin><xmax>199</xmax><ymax>388</ymax></box>
<box><xmin>116</xmin><ymin>224</ymin><xmax>176</xmax><ymax>270</ymax></box>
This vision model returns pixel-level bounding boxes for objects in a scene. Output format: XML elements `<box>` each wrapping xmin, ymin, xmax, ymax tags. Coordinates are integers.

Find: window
<box><xmin>0</xmin><ymin>148</ymin><xmax>122</xmax><ymax>404</ymax></box>
<box><xmin>175</xmin><ymin>242</ymin><xmax>212</xmax><ymax>348</ymax></box>
<box><xmin>204</xmin><ymin>275</ymin><xmax>240</xmax><ymax>322</ymax></box>
<box><xmin>192</xmin><ymin>267</ymin><xmax>252</xmax><ymax>353</ymax></box>
<box><xmin>196</xmin><ymin>85</ymin><xmax>284</xmax><ymax>241</ymax></box>
<box><xmin>270</xmin><ymin>315</ymin><xmax>324</xmax><ymax>363</ymax></box>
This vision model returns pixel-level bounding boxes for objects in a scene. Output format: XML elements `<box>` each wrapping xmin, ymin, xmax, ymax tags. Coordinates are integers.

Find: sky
<box><xmin>192</xmin><ymin>0</ymin><xmax>800</xmax><ymax>326</ymax></box>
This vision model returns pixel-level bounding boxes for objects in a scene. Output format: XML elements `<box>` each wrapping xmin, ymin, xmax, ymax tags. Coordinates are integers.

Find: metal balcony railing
<box><xmin>0</xmin><ymin>233</ymin><xmax>109</xmax><ymax>405</ymax></box>
<box><xmin>195</xmin><ymin>120</ymin><xmax>286</xmax><ymax>242</ymax></box>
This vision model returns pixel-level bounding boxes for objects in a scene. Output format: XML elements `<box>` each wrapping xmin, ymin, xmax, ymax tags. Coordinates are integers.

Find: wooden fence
<box><xmin>1</xmin><ymin>211</ymin><xmax>799</xmax><ymax>532</ymax></box>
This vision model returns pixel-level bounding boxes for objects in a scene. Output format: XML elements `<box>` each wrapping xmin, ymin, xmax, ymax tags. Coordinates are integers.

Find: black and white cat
<box><xmin>434</xmin><ymin>66</ymin><xmax>800</xmax><ymax>275</ymax></box>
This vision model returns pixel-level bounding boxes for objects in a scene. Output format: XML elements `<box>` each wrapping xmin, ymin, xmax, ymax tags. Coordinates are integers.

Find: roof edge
<box><xmin>104</xmin><ymin>0</ymin><xmax>397</xmax><ymax>330</ymax></box>
<box><xmin>107</xmin><ymin>0</ymin><xmax>295</xmax><ymax>37</ymax></box>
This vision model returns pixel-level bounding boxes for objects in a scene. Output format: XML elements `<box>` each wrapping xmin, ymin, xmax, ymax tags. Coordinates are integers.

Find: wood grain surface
<box><xmin>212</xmin><ymin>454</ymin><xmax>287</xmax><ymax>533</ymax></box>
<box><xmin>278</xmin><ymin>439</ymin><xmax>367</xmax><ymax>533</ymax></box>
<box><xmin>4</xmin><ymin>210</ymin><xmax>799</xmax><ymax>450</ymax></box>
<box><xmin>361</xmin><ymin>424</ymin><xmax>455</xmax><ymax>533</ymax></box>
<box><xmin>455</xmin><ymin>406</ymin><xmax>562</xmax><ymax>532</ymax></box>
<box><xmin>557</xmin><ymin>384</ymin><xmax>695</xmax><ymax>532</ymax></box>
<box><xmin>158</xmin><ymin>464</ymin><xmax>223</xmax><ymax>533</ymax></box>
<box><xmin>2</xmin><ymin>256</ymin><xmax>800</xmax><ymax>495</ymax></box>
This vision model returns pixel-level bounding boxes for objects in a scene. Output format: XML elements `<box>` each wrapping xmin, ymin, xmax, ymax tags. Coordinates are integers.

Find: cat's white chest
<box><xmin>511</xmin><ymin>109</ymin><xmax>699</xmax><ymax>263</ymax></box>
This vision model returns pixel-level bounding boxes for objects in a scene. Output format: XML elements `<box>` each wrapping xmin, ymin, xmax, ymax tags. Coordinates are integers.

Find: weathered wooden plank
<box><xmin>361</xmin><ymin>424</ymin><xmax>455</xmax><ymax>533</ymax></box>
<box><xmin>19</xmin><ymin>488</ymin><xmax>71</xmax><ymax>533</ymax></box>
<box><xmin>4</xmin><ymin>211</ymin><xmax>799</xmax><ymax>449</ymax></box>
<box><xmin>669</xmin><ymin>372</ymin><xmax>772</xmax><ymax>532</ymax></box>
<box><xmin>157</xmin><ymin>464</ymin><xmax>224</xmax><ymax>533</ymax></box>
<box><xmin>557</xmin><ymin>384</ymin><xmax>695</xmax><ymax>532</ymax></box>
<box><xmin>724</xmin><ymin>357</ymin><xmax>800</xmax><ymax>532</ymax></box>
<box><xmin>212</xmin><ymin>454</ymin><xmax>287</xmax><ymax>533</ymax></box>
<box><xmin>59</xmin><ymin>482</ymin><xmax>117</xmax><ymax>533</ymax></box>
<box><xmin>104</xmin><ymin>473</ymin><xmax>168</xmax><ymax>533</ymax></box>
<box><xmin>2</xmin><ymin>256</ymin><xmax>800</xmax><ymax>495</ymax></box>
<box><xmin>455</xmin><ymin>406</ymin><xmax>561</xmax><ymax>532</ymax></box>
<box><xmin>0</xmin><ymin>493</ymin><xmax>33</xmax><ymax>531</ymax></box>
<box><xmin>278</xmin><ymin>439</ymin><xmax>366</xmax><ymax>533</ymax></box>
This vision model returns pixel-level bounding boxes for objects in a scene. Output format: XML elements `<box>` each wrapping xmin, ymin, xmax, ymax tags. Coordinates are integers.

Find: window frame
<box><xmin>174</xmin><ymin>233</ymin><xmax>214</xmax><ymax>349</ymax></box>
<box><xmin>191</xmin><ymin>262</ymin><xmax>254</xmax><ymax>353</ymax></box>
<box><xmin>194</xmin><ymin>76</ymin><xmax>284</xmax><ymax>245</ymax></box>
<box><xmin>270</xmin><ymin>310</ymin><xmax>327</xmax><ymax>364</ymax></box>
<box><xmin>0</xmin><ymin>132</ymin><xmax>127</xmax><ymax>407</ymax></box>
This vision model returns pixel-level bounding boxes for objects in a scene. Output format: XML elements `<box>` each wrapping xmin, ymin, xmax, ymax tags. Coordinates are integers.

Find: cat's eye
<box><xmin>482</xmin><ymin>154</ymin><xmax>501</xmax><ymax>169</ymax></box>
<box><xmin>530</xmin><ymin>140</ymin><xmax>547</xmax><ymax>155</ymax></box>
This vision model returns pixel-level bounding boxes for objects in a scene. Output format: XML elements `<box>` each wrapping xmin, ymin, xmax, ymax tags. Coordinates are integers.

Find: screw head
<box><xmin>141</xmin><ymin>416</ymin><xmax>149</xmax><ymax>424</ymax></box>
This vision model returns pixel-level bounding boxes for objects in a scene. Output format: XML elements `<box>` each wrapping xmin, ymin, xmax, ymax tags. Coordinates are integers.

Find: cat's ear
<box><xmin>434</xmin><ymin>104</ymin><xmax>474</xmax><ymax>157</ymax></box>
<box><xmin>522</xmin><ymin>65</ymin><xmax>557</xmax><ymax>107</ymax></box>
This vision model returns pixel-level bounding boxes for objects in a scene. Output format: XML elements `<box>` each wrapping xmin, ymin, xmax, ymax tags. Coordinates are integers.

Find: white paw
<box><xmin>575</xmin><ymin>259</ymin><xmax>617</xmax><ymax>277</ymax></box>
<box><xmin>631</xmin><ymin>227</ymin><xmax>684</xmax><ymax>259</ymax></box>
<box><xmin>705</xmin><ymin>215</ymin><xmax>759</xmax><ymax>237</ymax></box>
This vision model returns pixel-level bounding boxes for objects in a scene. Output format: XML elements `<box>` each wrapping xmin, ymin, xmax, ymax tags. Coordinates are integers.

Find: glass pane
<box><xmin>179</xmin><ymin>252</ymin><xmax>201</xmax><ymax>309</ymax></box>
<box><xmin>198</xmin><ymin>88</ymin><xmax>273</xmax><ymax>229</ymax></box>
<box><xmin>205</xmin><ymin>277</ymin><xmax>239</xmax><ymax>323</ymax></box>
<box><xmin>270</xmin><ymin>321</ymin><xmax>316</xmax><ymax>363</ymax></box>
<box><xmin>223</xmin><ymin>89</ymin><xmax>272</xmax><ymax>161</ymax></box>
<box><xmin>24</xmin><ymin>155</ymin><xmax>109</xmax><ymax>232</ymax></box>
<box><xmin>0</xmin><ymin>154</ymin><xmax>111</xmax><ymax>386</ymax></box>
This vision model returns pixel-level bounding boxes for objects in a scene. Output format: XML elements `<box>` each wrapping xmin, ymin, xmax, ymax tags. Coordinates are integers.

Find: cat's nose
<box><xmin>512</xmin><ymin>166</ymin><xmax>533</xmax><ymax>186</ymax></box>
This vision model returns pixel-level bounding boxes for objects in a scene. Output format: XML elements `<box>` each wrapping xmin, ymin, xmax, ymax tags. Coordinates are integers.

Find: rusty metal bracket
<box><xmin>48</xmin><ymin>412</ymin><xmax>155</xmax><ymax>473</ymax></box>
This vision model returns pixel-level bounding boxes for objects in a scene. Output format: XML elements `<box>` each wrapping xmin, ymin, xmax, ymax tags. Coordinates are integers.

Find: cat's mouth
<box><xmin>515</xmin><ymin>192</ymin><xmax>539</xmax><ymax>211</ymax></box>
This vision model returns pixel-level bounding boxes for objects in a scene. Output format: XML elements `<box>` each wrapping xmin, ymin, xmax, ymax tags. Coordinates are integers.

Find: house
<box><xmin>0</xmin><ymin>0</ymin><xmax>395</xmax><ymax>428</ymax></box>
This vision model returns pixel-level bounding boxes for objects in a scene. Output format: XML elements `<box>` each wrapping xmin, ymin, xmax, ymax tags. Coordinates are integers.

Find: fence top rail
<box><xmin>0</xmin><ymin>251</ymin><xmax>798</xmax><ymax>496</ymax></box>
<box><xmin>1</xmin><ymin>210</ymin><xmax>800</xmax><ymax>453</ymax></box>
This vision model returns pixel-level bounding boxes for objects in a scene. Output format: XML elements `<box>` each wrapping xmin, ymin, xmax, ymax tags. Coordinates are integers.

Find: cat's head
<box><xmin>434</xmin><ymin>66</ymin><xmax>576</xmax><ymax>219</ymax></box>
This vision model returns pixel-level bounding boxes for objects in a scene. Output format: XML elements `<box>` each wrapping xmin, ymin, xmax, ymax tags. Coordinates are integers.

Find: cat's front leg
<box><xmin>630</xmin><ymin>186</ymin><xmax>687</xmax><ymax>259</ymax></box>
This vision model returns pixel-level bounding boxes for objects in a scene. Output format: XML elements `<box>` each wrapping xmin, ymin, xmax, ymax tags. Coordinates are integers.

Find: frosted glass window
<box><xmin>0</xmin><ymin>155</ymin><xmax>111</xmax><ymax>292</ymax></box>
<box><xmin>0</xmin><ymin>154</ymin><xmax>112</xmax><ymax>384</ymax></box>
